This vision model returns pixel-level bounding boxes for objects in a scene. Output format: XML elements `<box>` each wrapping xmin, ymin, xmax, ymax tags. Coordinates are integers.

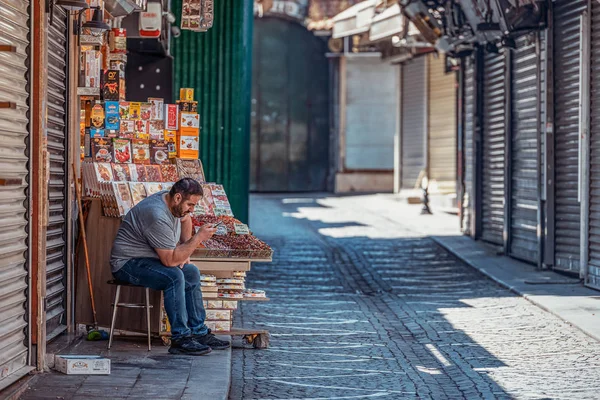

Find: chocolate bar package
<box><xmin>119</xmin><ymin>120</ymin><xmax>135</xmax><ymax>139</ymax></box>
<box><xmin>90</xmin><ymin>102</ymin><xmax>105</xmax><ymax>129</ymax></box>
<box><xmin>150</xmin><ymin>140</ymin><xmax>170</xmax><ymax>165</ymax></box>
<box><xmin>140</xmin><ymin>102</ymin><xmax>152</xmax><ymax>121</ymax></box>
<box><xmin>132</xmin><ymin>139</ymin><xmax>150</xmax><ymax>164</ymax></box>
<box><xmin>129</xmin><ymin>102</ymin><xmax>141</xmax><ymax>120</ymax></box>
<box><xmin>119</xmin><ymin>102</ymin><xmax>130</xmax><ymax>119</ymax></box>
<box><xmin>91</xmin><ymin>137</ymin><xmax>113</xmax><ymax>163</ymax></box>
<box><xmin>148</xmin><ymin>120</ymin><xmax>165</xmax><ymax>141</ymax></box>
<box><xmin>103</xmin><ymin>69</ymin><xmax>120</xmax><ymax>101</ymax></box>
<box><xmin>165</xmin><ymin>104</ymin><xmax>179</xmax><ymax>130</ymax></box>
<box><xmin>134</xmin><ymin>120</ymin><xmax>149</xmax><ymax>140</ymax></box>
<box><xmin>148</xmin><ymin>97</ymin><xmax>164</xmax><ymax>120</ymax></box>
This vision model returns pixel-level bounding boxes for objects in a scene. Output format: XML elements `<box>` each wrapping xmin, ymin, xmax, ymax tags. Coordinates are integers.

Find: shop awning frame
<box><xmin>332</xmin><ymin>0</ymin><xmax>377</xmax><ymax>39</ymax></box>
<box><xmin>368</xmin><ymin>3</ymin><xmax>421</xmax><ymax>43</ymax></box>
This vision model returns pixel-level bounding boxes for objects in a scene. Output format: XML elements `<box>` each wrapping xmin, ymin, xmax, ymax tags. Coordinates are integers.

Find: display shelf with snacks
<box><xmin>76</xmin><ymin>89</ymin><xmax>273</xmax><ymax>350</ymax></box>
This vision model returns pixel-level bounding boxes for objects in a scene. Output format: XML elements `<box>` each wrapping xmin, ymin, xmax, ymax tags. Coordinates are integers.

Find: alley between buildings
<box><xmin>230</xmin><ymin>194</ymin><xmax>600</xmax><ymax>400</ymax></box>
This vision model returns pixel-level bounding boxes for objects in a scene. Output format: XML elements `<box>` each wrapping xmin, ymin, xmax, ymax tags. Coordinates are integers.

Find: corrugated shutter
<box><xmin>509</xmin><ymin>34</ymin><xmax>540</xmax><ymax>264</ymax></box>
<box><xmin>588</xmin><ymin>0</ymin><xmax>600</xmax><ymax>289</ymax></box>
<box><xmin>428</xmin><ymin>54</ymin><xmax>456</xmax><ymax>194</ymax></box>
<box><xmin>462</xmin><ymin>56</ymin><xmax>475</xmax><ymax>234</ymax></box>
<box><xmin>0</xmin><ymin>0</ymin><xmax>31</xmax><ymax>387</ymax></box>
<box><xmin>553</xmin><ymin>0</ymin><xmax>587</xmax><ymax>272</ymax></box>
<box><xmin>480</xmin><ymin>51</ymin><xmax>506</xmax><ymax>246</ymax></box>
<box><xmin>401</xmin><ymin>57</ymin><xmax>426</xmax><ymax>189</ymax></box>
<box><xmin>45</xmin><ymin>7</ymin><xmax>68</xmax><ymax>338</ymax></box>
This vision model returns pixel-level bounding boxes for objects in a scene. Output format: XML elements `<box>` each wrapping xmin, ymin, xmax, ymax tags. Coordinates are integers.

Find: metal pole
<box><xmin>504</xmin><ymin>48</ymin><xmax>513</xmax><ymax>255</ymax></box>
<box><xmin>544</xmin><ymin>1</ymin><xmax>556</xmax><ymax>268</ymax></box>
<box><xmin>457</xmin><ymin>58</ymin><xmax>465</xmax><ymax>231</ymax></box>
<box><xmin>473</xmin><ymin>46</ymin><xmax>484</xmax><ymax>239</ymax></box>
<box><xmin>422</xmin><ymin>55</ymin><xmax>432</xmax><ymax>215</ymax></box>
<box><xmin>580</xmin><ymin>7</ymin><xmax>592</xmax><ymax>280</ymax></box>
<box><xmin>536</xmin><ymin>30</ymin><xmax>545</xmax><ymax>269</ymax></box>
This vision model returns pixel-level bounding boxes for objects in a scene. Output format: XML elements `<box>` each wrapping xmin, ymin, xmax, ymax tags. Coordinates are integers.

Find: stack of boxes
<box><xmin>176</xmin><ymin>88</ymin><xmax>200</xmax><ymax>160</ymax></box>
<box><xmin>200</xmin><ymin>273</ymin><xmax>242</xmax><ymax>332</ymax></box>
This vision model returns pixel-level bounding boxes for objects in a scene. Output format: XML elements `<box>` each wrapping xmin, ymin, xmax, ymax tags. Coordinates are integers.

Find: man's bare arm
<box><xmin>155</xmin><ymin>225</ymin><xmax>216</xmax><ymax>266</ymax></box>
<box><xmin>180</xmin><ymin>214</ymin><xmax>193</xmax><ymax>243</ymax></box>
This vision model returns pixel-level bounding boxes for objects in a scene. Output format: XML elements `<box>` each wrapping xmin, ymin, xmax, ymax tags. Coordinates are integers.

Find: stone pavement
<box><xmin>21</xmin><ymin>335</ymin><xmax>231</xmax><ymax>400</ymax></box>
<box><xmin>230</xmin><ymin>193</ymin><xmax>600</xmax><ymax>399</ymax></box>
<box><xmin>434</xmin><ymin>235</ymin><xmax>600</xmax><ymax>343</ymax></box>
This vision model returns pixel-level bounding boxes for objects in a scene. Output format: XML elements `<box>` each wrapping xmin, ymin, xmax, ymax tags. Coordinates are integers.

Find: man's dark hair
<box><xmin>169</xmin><ymin>178</ymin><xmax>203</xmax><ymax>199</ymax></box>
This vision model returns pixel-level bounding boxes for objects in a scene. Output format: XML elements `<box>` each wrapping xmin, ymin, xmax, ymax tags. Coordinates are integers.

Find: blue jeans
<box><xmin>113</xmin><ymin>258</ymin><xmax>208</xmax><ymax>340</ymax></box>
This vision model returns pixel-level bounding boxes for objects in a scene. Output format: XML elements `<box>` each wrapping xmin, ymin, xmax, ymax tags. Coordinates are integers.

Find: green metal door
<box><xmin>251</xmin><ymin>18</ymin><xmax>330</xmax><ymax>192</ymax></box>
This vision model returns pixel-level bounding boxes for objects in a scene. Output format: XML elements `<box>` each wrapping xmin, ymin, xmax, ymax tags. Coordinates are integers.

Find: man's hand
<box><xmin>179</xmin><ymin>257</ymin><xmax>191</xmax><ymax>269</ymax></box>
<box><xmin>195</xmin><ymin>224</ymin><xmax>217</xmax><ymax>242</ymax></box>
<box><xmin>156</xmin><ymin>225</ymin><xmax>216</xmax><ymax>268</ymax></box>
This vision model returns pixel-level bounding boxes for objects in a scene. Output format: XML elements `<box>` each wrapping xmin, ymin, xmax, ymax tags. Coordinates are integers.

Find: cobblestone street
<box><xmin>230</xmin><ymin>194</ymin><xmax>600</xmax><ymax>400</ymax></box>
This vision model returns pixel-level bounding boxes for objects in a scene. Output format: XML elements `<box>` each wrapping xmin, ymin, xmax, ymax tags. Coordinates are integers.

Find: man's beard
<box><xmin>172</xmin><ymin>204</ymin><xmax>189</xmax><ymax>218</ymax></box>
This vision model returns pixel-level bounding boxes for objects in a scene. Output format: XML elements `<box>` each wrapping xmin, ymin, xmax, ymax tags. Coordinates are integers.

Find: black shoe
<box><xmin>193</xmin><ymin>330</ymin><xmax>230</xmax><ymax>350</ymax></box>
<box><xmin>168</xmin><ymin>336</ymin><xmax>212</xmax><ymax>355</ymax></box>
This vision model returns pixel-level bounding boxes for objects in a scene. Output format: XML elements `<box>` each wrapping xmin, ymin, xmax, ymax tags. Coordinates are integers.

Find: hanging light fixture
<box><xmin>83</xmin><ymin>6</ymin><xmax>111</xmax><ymax>34</ymax></box>
<box><xmin>56</xmin><ymin>0</ymin><xmax>89</xmax><ymax>11</ymax></box>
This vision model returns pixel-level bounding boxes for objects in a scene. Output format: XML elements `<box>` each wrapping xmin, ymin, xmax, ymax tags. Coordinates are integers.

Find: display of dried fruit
<box><xmin>176</xmin><ymin>158</ymin><xmax>205</xmax><ymax>181</ymax></box>
<box><xmin>191</xmin><ymin>215</ymin><xmax>243</xmax><ymax>233</ymax></box>
<box><xmin>160</xmin><ymin>164</ymin><xmax>179</xmax><ymax>182</ymax></box>
<box><xmin>194</xmin><ymin>230</ymin><xmax>272</xmax><ymax>259</ymax></box>
<box><xmin>129</xmin><ymin>182</ymin><xmax>147</xmax><ymax>205</ymax></box>
<box><xmin>135</xmin><ymin>164</ymin><xmax>147</xmax><ymax>182</ymax></box>
<box><xmin>111</xmin><ymin>163</ymin><xmax>131</xmax><ymax>181</ymax></box>
<box><xmin>145</xmin><ymin>165</ymin><xmax>162</xmax><ymax>182</ymax></box>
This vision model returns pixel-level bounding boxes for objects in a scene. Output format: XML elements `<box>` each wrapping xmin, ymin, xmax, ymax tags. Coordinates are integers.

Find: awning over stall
<box><xmin>332</xmin><ymin>0</ymin><xmax>377</xmax><ymax>38</ymax></box>
<box><xmin>369</xmin><ymin>4</ymin><xmax>421</xmax><ymax>42</ymax></box>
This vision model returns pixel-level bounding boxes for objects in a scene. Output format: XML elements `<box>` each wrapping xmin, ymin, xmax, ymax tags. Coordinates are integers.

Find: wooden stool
<box><xmin>107</xmin><ymin>280</ymin><xmax>153</xmax><ymax>351</ymax></box>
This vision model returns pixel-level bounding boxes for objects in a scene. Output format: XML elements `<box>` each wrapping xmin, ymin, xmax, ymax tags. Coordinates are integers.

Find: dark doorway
<box><xmin>250</xmin><ymin>17</ymin><xmax>330</xmax><ymax>192</ymax></box>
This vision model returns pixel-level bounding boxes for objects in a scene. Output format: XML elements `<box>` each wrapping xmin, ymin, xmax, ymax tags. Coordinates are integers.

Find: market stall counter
<box><xmin>75</xmin><ymin>198</ymin><xmax>273</xmax><ymax>348</ymax></box>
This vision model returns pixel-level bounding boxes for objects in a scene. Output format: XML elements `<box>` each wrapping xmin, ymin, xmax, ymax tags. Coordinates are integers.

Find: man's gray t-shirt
<box><xmin>110</xmin><ymin>191</ymin><xmax>182</xmax><ymax>272</ymax></box>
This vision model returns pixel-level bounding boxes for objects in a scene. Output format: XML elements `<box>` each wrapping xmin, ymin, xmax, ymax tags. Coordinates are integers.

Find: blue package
<box><xmin>105</xmin><ymin>101</ymin><xmax>120</xmax><ymax>131</ymax></box>
<box><xmin>90</xmin><ymin>129</ymin><xmax>105</xmax><ymax>138</ymax></box>
<box><xmin>105</xmin><ymin>114</ymin><xmax>120</xmax><ymax>130</ymax></box>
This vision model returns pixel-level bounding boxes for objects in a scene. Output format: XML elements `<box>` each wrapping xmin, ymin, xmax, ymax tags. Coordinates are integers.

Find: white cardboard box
<box><xmin>54</xmin><ymin>355</ymin><xmax>111</xmax><ymax>375</ymax></box>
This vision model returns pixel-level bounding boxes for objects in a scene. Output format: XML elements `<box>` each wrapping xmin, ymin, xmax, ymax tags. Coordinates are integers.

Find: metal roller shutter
<box><xmin>553</xmin><ymin>0</ymin><xmax>587</xmax><ymax>272</ymax></box>
<box><xmin>588</xmin><ymin>0</ymin><xmax>600</xmax><ymax>289</ymax></box>
<box><xmin>462</xmin><ymin>56</ymin><xmax>475</xmax><ymax>234</ymax></box>
<box><xmin>401</xmin><ymin>57</ymin><xmax>426</xmax><ymax>189</ymax></box>
<box><xmin>428</xmin><ymin>54</ymin><xmax>456</xmax><ymax>194</ymax></box>
<box><xmin>509</xmin><ymin>34</ymin><xmax>540</xmax><ymax>264</ymax></box>
<box><xmin>45</xmin><ymin>7</ymin><xmax>69</xmax><ymax>338</ymax></box>
<box><xmin>0</xmin><ymin>0</ymin><xmax>31</xmax><ymax>387</ymax></box>
<box><xmin>480</xmin><ymin>51</ymin><xmax>506</xmax><ymax>246</ymax></box>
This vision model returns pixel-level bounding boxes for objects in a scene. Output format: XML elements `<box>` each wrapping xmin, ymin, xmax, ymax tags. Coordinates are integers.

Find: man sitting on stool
<box><xmin>110</xmin><ymin>178</ymin><xmax>229</xmax><ymax>355</ymax></box>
